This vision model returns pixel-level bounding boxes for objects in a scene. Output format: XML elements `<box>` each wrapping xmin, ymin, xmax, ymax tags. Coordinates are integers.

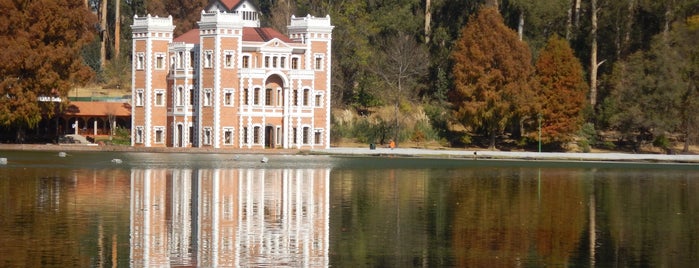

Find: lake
<box><xmin>1</xmin><ymin>150</ymin><xmax>698</xmax><ymax>267</ymax></box>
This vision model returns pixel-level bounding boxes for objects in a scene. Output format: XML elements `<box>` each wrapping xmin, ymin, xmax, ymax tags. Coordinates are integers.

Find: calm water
<box><xmin>1</xmin><ymin>151</ymin><xmax>698</xmax><ymax>267</ymax></box>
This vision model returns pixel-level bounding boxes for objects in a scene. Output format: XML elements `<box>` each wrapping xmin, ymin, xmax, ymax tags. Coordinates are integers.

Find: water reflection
<box><xmin>130</xmin><ymin>168</ymin><xmax>329</xmax><ymax>267</ymax></box>
<box><xmin>2</xmin><ymin>151</ymin><xmax>699</xmax><ymax>267</ymax></box>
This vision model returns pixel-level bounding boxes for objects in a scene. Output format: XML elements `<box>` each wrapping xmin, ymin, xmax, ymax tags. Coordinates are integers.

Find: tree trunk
<box><xmin>590</xmin><ymin>0</ymin><xmax>599</xmax><ymax>108</ymax></box>
<box><xmin>485</xmin><ymin>0</ymin><xmax>498</xmax><ymax>9</ymax></box>
<box><xmin>566</xmin><ymin>0</ymin><xmax>573</xmax><ymax>40</ymax></box>
<box><xmin>425</xmin><ymin>0</ymin><xmax>431</xmax><ymax>44</ymax></box>
<box><xmin>114</xmin><ymin>0</ymin><xmax>120</xmax><ymax>59</ymax></box>
<box><xmin>622</xmin><ymin>0</ymin><xmax>636</xmax><ymax>57</ymax></box>
<box><xmin>663</xmin><ymin>0</ymin><xmax>674</xmax><ymax>40</ymax></box>
<box><xmin>100</xmin><ymin>0</ymin><xmax>108</xmax><ymax>67</ymax></box>
<box><xmin>574</xmin><ymin>0</ymin><xmax>581</xmax><ymax>27</ymax></box>
<box><xmin>517</xmin><ymin>10</ymin><xmax>524</xmax><ymax>41</ymax></box>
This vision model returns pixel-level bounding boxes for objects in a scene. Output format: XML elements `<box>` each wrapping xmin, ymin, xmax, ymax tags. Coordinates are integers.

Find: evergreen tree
<box><xmin>450</xmin><ymin>7</ymin><xmax>535</xmax><ymax>149</ymax></box>
<box><xmin>605</xmin><ymin>16</ymin><xmax>699</xmax><ymax>152</ymax></box>
<box><xmin>535</xmin><ymin>35</ymin><xmax>588</xmax><ymax>145</ymax></box>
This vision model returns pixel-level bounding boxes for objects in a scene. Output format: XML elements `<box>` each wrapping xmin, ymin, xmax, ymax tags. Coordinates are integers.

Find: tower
<box><xmin>131</xmin><ymin>14</ymin><xmax>175</xmax><ymax>147</ymax></box>
<box><xmin>287</xmin><ymin>15</ymin><xmax>334</xmax><ymax>149</ymax></box>
<box><xmin>198</xmin><ymin>10</ymin><xmax>244</xmax><ymax>149</ymax></box>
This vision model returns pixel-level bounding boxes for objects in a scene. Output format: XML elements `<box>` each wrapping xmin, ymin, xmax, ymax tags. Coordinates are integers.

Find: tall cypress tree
<box><xmin>535</xmin><ymin>35</ymin><xmax>588</xmax><ymax>145</ymax></box>
<box><xmin>450</xmin><ymin>7</ymin><xmax>535</xmax><ymax>149</ymax></box>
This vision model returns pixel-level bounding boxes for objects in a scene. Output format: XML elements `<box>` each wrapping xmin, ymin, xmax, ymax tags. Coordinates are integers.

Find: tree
<box><xmin>605</xmin><ymin>16</ymin><xmax>699</xmax><ymax>152</ymax></box>
<box><xmin>502</xmin><ymin>0</ymin><xmax>570</xmax><ymax>52</ymax></box>
<box><xmin>373</xmin><ymin>32</ymin><xmax>429</xmax><ymax>143</ymax></box>
<box><xmin>588</xmin><ymin>0</ymin><xmax>609</xmax><ymax>110</ymax></box>
<box><xmin>535</xmin><ymin>35</ymin><xmax>588</xmax><ymax>145</ymax></box>
<box><xmin>0</xmin><ymin>0</ymin><xmax>96</xmax><ymax>140</ymax></box>
<box><xmin>450</xmin><ymin>7</ymin><xmax>535</xmax><ymax>149</ymax></box>
<box><xmin>268</xmin><ymin>0</ymin><xmax>294</xmax><ymax>33</ymax></box>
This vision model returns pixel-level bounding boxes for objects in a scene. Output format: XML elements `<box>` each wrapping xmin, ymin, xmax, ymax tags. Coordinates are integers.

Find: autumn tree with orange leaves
<box><xmin>535</xmin><ymin>35</ymin><xmax>588</xmax><ymax>146</ymax></box>
<box><xmin>0</xmin><ymin>0</ymin><xmax>96</xmax><ymax>141</ymax></box>
<box><xmin>450</xmin><ymin>7</ymin><xmax>535</xmax><ymax>149</ymax></box>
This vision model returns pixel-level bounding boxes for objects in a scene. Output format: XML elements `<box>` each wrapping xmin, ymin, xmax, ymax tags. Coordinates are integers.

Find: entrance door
<box><xmin>265</xmin><ymin>126</ymin><xmax>274</xmax><ymax>148</ymax></box>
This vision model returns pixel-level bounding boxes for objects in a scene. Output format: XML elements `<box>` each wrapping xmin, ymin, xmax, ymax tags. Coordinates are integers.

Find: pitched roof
<box><xmin>174</xmin><ymin>28</ymin><xmax>200</xmax><ymax>43</ymax></box>
<box><xmin>220</xmin><ymin>0</ymin><xmax>241</xmax><ymax>10</ymax></box>
<box><xmin>243</xmin><ymin>27</ymin><xmax>293</xmax><ymax>43</ymax></box>
<box><xmin>173</xmin><ymin>27</ymin><xmax>294</xmax><ymax>44</ymax></box>
<box><xmin>65</xmin><ymin>101</ymin><xmax>131</xmax><ymax>117</ymax></box>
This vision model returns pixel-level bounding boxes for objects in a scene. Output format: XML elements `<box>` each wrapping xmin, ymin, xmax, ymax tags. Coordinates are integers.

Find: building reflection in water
<box><xmin>130</xmin><ymin>168</ymin><xmax>330</xmax><ymax>267</ymax></box>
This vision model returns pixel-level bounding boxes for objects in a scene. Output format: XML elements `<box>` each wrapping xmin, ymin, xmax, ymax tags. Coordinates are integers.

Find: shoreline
<box><xmin>2</xmin><ymin>144</ymin><xmax>699</xmax><ymax>163</ymax></box>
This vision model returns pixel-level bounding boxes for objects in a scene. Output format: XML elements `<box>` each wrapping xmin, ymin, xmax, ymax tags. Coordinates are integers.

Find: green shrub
<box><xmin>653</xmin><ymin>134</ymin><xmax>670</xmax><ymax>150</ymax></box>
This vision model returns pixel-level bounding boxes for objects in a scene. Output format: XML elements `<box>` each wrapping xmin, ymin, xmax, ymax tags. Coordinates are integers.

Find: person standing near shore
<box><xmin>389</xmin><ymin>140</ymin><xmax>396</xmax><ymax>149</ymax></box>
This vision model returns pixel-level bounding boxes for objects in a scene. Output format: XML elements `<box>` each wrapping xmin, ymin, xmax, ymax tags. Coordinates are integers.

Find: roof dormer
<box><xmin>205</xmin><ymin>0</ymin><xmax>259</xmax><ymax>27</ymax></box>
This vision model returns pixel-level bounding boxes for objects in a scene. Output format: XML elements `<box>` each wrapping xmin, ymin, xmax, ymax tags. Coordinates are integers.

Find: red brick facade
<box><xmin>131</xmin><ymin>0</ymin><xmax>333</xmax><ymax>149</ymax></box>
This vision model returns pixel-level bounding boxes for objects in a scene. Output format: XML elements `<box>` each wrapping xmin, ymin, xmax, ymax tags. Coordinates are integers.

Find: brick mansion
<box><xmin>130</xmin><ymin>0</ymin><xmax>333</xmax><ymax>149</ymax></box>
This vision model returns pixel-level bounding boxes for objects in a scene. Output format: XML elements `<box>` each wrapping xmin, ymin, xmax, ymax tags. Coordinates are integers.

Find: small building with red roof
<box><xmin>131</xmin><ymin>0</ymin><xmax>333</xmax><ymax>149</ymax></box>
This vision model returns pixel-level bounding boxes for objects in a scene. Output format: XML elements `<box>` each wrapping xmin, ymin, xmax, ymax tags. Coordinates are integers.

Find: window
<box><xmin>189</xmin><ymin>51</ymin><xmax>195</xmax><ymax>68</ymax></box>
<box><xmin>204</xmin><ymin>50</ymin><xmax>213</xmax><ymax>68</ymax></box>
<box><xmin>135</xmin><ymin>127</ymin><xmax>144</xmax><ymax>143</ymax></box>
<box><xmin>189</xmin><ymin>88</ymin><xmax>194</xmax><ymax>106</ymax></box>
<box><xmin>302</xmin><ymin>127</ymin><xmax>310</xmax><ymax>144</ymax></box>
<box><xmin>224</xmin><ymin>51</ymin><xmax>234</xmax><ymax>68</ymax></box>
<box><xmin>253</xmin><ymin>126</ymin><xmax>260</xmax><ymax>144</ymax></box>
<box><xmin>315</xmin><ymin>94</ymin><xmax>322</xmax><ymax>107</ymax></box>
<box><xmin>303</xmin><ymin>88</ymin><xmax>310</xmax><ymax>106</ymax></box>
<box><xmin>177</xmin><ymin>87</ymin><xmax>184</xmax><ymax>106</ymax></box>
<box><xmin>155</xmin><ymin>90</ymin><xmax>164</xmax><ymax>106</ymax></box>
<box><xmin>253</xmin><ymin>88</ymin><xmax>260</xmax><ymax>105</ymax></box>
<box><xmin>280</xmin><ymin>57</ymin><xmax>286</xmax><ymax>68</ymax></box>
<box><xmin>272</xmin><ymin>56</ymin><xmax>277</xmax><ymax>68</ymax></box>
<box><xmin>170</xmin><ymin>55</ymin><xmax>176</xmax><ymax>69</ymax></box>
<box><xmin>291</xmin><ymin>57</ymin><xmax>299</xmax><ymax>69</ymax></box>
<box><xmin>265</xmin><ymin>88</ymin><xmax>272</xmax><ymax>106</ymax></box>
<box><xmin>203</xmin><ymin>128</ymin><xmax>212</xmax><ymax>145</ymax></box>
<box><xmin>224</xmin><ymin>89</ymin><xmax>234</xmax><ymax>106</ymax></box>
<box><xmin>243</xmin><ymin>88</ymin><xmax>249</xmax><ymax>105</ymax></box>
<box><xmin>292</xmin><ymin>90</ymin><xmax>298</xmax><ymax>106</ymax></box>
<box><xmin>242</xmin><ymin>127</ymin><xmax>249</xmax><ymax>144</ymax></box>
<box><xmin>136</xmin><ymin>53</ymin><xmax>145</xmax><ymax>70</ymax></box>
<box><xmin>264</xmin><ymin>56</ymin><xmax>270</xmax><ymax>68</ymax></box>
<box><xmin>277</xmin><ymin>89</ymin><xmax>283</xmax><ymax>106</ymax></box>
<box><xmin>242</xmin><ymin>55</ymin><xmax>250</xmax><ymax>68</ymax></box>
<box><xmin>177</xmin><ymin>52</ymin><xmax>184</xmax><ymax>68</ymax></box>
<box><xmin>154</xmin><ymin>127</ymin><xmax>164</xmax><ymax>143</ymax></box>
<box><xmin>292</xmin><ymin>127</ymin><xmax>297</xmax><ymax>144</ymax></box>
<box><xmin>204</xmin><ymin>89</ymin><xmax>212</xmax><ymax>106</ymax></box>
<box><xmin>135</xmin><ymin>90</ymin><xmax>144</xmax><ymax>106</ymax></box>
<box><xmin>314</xmin><ymin>130</ymin><xmax>322</xmax><ymax>145</ymax></box>
<box><xmin>314</xmin><ymin>55</ymin><xmax>323</xmax><ymax>70</ymax></box>
<box><xmin>155</xmin><ymin>54</ymin><xmax>165</xmax><ymax>69</ymax></box>
<box><xmin>223</xmin><ymin>128</ymin><xmax>233</xmax><ymax>145</ymax></box>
